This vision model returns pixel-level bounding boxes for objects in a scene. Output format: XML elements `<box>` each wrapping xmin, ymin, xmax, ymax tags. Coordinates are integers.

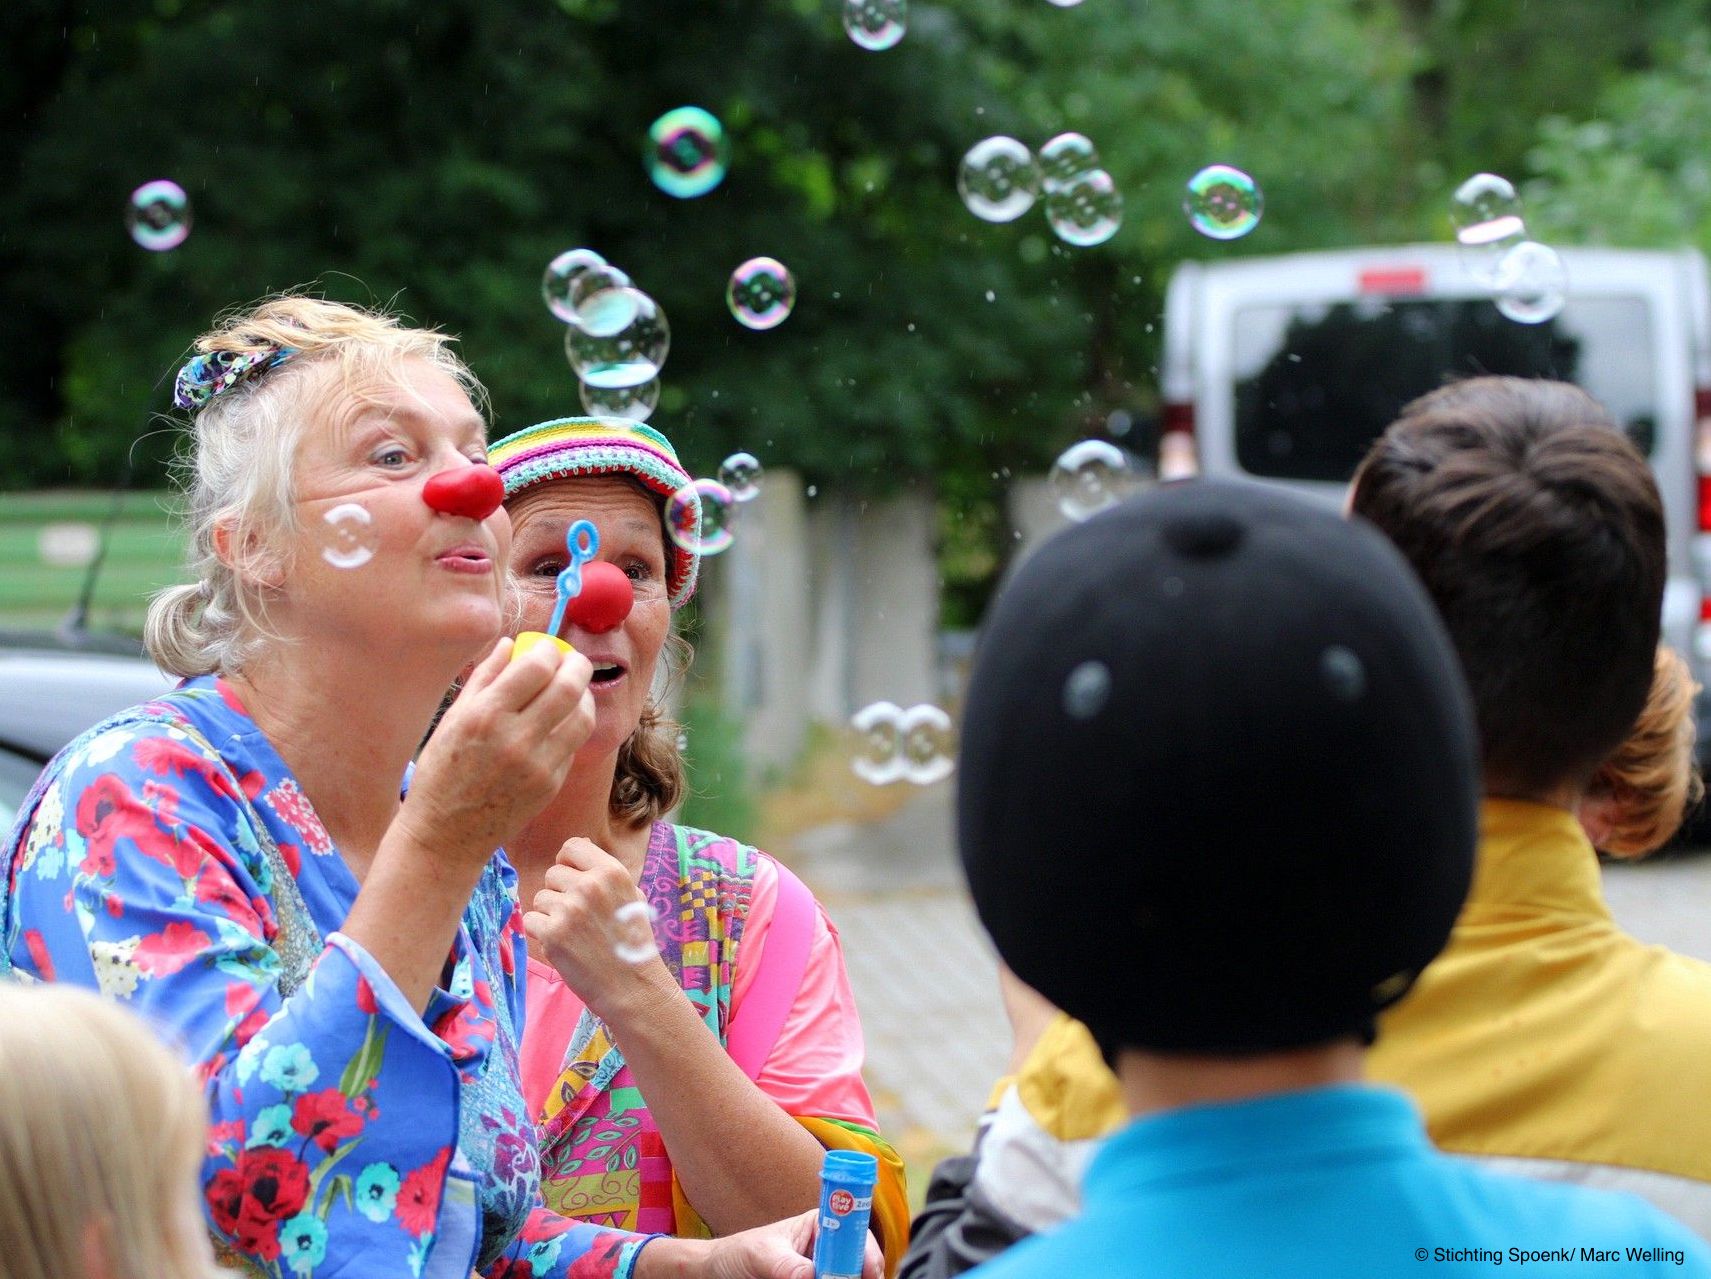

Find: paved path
<box><xmin>781</xmin><ymin>786</ymin><xmax>1711</xmax><ymax>1175</ymax></box>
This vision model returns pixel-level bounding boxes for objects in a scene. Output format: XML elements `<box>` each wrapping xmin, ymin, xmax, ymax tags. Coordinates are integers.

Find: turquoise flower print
<box><xmin>529</xmin><ymin>1236</ymin><xmax>565</xmax><ymax>1274</ymax></box>
<box><xmin>279</xmin><ymin>1211</ymin><xmax>328</xmax><ymax>1274</ymax></box>
<box><xmin>247</xmin><ymin>1104</ymin><xmax>294</xmax><ymax>1148</ymax></box>
<box><xmin>260</xmin><ymin>1042</ymin><xmax>319</xmax><ymax>1093</ymax></box>
<box><xmin>354</xmin><ymin>1162</ymin><xmax>401</xmax><ymax>1223</ymax></box>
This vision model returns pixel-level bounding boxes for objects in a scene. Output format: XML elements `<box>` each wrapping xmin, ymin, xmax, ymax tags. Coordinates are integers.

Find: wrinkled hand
<box><xmin>699</xmin><ymin>1210</ymin><xmax>883</xmax><ymax>1279</ymax></box>
<box><xmin>523</xmin><ymin>836</ymin><xmax>669</xmax><ymax>1021</ymax></box>
<box><xmin>400</xmin><ymin>638</ymin><xmax>595</xmax><ymax>871</ymax></box>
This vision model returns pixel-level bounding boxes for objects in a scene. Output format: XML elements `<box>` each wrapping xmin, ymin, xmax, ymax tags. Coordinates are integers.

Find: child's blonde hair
<box><xmin>1586</xmin><ymin>644</ymin><xmax>1705</xmax><ymax>858</ymax></box>
<box><xmin>145</xmin><ymin>294</ymin><xmax>486</xmax><ymax>677</ymax></box>
<box><xmin>0</xmin><ymin>984</ymin><xmax>219</xmax><ymax>1279</ymax></box>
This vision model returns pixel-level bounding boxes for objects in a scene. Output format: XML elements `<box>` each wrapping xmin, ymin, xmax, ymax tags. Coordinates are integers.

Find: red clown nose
<box><xmin>423</xmin><ymin>465</ymin><xmax>505</xmax><ymax>521</ymax></box>
<box><xmin>565</xmin><ymin>561</ymin><xmax>634</xmax><ymax>634</ymax></box>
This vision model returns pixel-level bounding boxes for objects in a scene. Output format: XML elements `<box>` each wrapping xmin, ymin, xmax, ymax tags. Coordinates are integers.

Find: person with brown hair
<box><xmin>1356</xmin><ymin>376</ymin><xmax>1711</xmax><ymax>1234</ymax></box>
<box><xmin>486</xmin><ymin>419</ymin><xmax>907</xmax><ymax>1259</ymax></box>
<box><xmin>1581</xmin><ymin>644</ymin><xmax>1705</xmax><ymax>858</ymax></box>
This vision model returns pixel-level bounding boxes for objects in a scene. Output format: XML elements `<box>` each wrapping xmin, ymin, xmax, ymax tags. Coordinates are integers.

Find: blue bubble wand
<box><xmin>547</xmin><ymin>520</ymin><xmax>600</xmax><ymax>640</ymax></box>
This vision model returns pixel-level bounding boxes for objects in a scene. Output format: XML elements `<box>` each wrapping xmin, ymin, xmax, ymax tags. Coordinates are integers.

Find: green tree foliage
<box><xmin>6</xmin><ymin>0</ymin><xmax>1706</xmax><ymax>501</ymax></box>
<box><xmin>1</xmin><ymin>0</ymin><xmax>1425</xmax><ymax>497</ymax></box>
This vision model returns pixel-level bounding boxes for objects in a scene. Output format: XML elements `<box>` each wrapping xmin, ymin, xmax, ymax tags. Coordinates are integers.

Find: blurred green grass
<box><xmin>0</xmin><ymin>491</ymin><xmax>184</xmax><ymax>632</ymax></box>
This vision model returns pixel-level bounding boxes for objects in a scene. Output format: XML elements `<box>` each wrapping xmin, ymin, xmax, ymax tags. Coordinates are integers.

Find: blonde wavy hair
<box><xmin>145</xmin><ymin>294</ymin><xmax>486</xmax><ymax>677</ymax></box>
<box><xmin>0</xmin><ymin>984</ymin><xmax>221</xmax><ymax>1279</ymax></box>
<box><xmin>1585</xmin><ymin>644</ymin><xmax>1704</xmax><ymax>858</ymax></box>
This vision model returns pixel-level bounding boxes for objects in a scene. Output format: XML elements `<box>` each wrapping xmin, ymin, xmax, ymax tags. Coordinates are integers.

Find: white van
<box><xmin>1161</xmin><ymin>243</ymin><xmax>1711</xmax><ymax>771</ymax></box>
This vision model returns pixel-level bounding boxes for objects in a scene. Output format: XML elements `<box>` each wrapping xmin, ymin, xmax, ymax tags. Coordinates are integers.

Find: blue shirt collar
<box><xmin>1084</xmin><ymin>1083</ymin><xmax>1430</xmax><ymax>1200</ymax></box>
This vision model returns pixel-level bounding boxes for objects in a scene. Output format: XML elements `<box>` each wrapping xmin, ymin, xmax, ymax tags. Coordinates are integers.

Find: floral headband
<box><xmin>172</xmin><ymin>346</ymin><xmax>300</xmax><ymax>411</ymax></box>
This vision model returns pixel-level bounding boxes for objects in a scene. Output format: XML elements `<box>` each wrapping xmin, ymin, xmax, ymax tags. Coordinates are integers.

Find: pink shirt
<box><xmin>521</xmin><ymin>852</ymin><xmax>880</xmax><ymax>1129</ymax></box>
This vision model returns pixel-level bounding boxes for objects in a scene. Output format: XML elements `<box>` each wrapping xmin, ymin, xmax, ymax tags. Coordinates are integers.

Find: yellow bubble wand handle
<box><xmin>513</xmin><ymin>519</ymin><xmax>599</xmax><ymax>663</ymax></box>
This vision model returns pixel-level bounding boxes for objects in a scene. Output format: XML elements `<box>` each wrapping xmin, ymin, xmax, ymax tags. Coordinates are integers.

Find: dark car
<box><xmin>0</xmin><ymin>631</ymin><xmax>175</xmax><ymax>828</ymax></box>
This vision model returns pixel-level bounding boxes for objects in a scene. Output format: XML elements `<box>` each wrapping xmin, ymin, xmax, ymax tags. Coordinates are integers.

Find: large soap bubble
<box><xmin>1492</xmin><ymin>241</ymin><xmax>1567</xmax><ymax>325</ymax></box>
<box><xmin>958</xmin><ymin>137</ymin><xmax>1041</xmax><ymax>224</ymax></box>
<box><xmin>1045</xmin><ymin>169</ymin><xmax>1123</xmax><ymax>247</ymax></box>
<box><xmin>564</xmin><ymin>291</ymin><xmax>670</xmax><ymax>388</ymax></box>
<box><xmin>646</xmin><ymin>107</ymin><xmax>731</xmax><ymax>199</ymax></box>
<box><xmin>844</xmin><ymin>0</ymin><xmax>907</xmax><ymax>50</ymax></box>
<box><xmin>127</xmin><ymin>180</ymin><xmax>192</xmax><ymax>251</ymax></box>
<box><xmin>1184</xmin><ymin>165</ymin><xmax>1263</xmax><ymax>240</ymax></box>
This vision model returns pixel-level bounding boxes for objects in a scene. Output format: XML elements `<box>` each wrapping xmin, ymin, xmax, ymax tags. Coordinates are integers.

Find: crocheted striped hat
<box><xmin>490</xmin><ymin>417</ymin><xmax>699</xmax><ymax>609</ymax></box>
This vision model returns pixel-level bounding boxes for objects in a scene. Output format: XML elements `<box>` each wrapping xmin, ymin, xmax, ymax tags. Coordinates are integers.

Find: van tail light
<box><xmin>1696</xmin><ymin>389</ymin><xmax>1711</xmax><ymax>531</ymax></box>
<box><xmin>1159</xmin><ymin>402</ymin><xmax>1199</xmax><ymax>482</ymax></box>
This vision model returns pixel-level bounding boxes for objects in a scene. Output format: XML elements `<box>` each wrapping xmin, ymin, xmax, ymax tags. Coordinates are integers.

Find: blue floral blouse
<box><xmin>0</xmin><ymin>677</ymin><xmax>653</xmax><ymax>1279</ymax></box>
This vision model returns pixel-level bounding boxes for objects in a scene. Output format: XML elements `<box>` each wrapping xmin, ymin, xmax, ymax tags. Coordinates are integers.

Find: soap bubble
<box><xmin>666</xmin><ymin>478</ymin><xmax>737</xmax><ymax>556</ymax></box>
<box><xmin>567</xmin><ymin>266</ymin><xmax>640</xmax><ymax>335</ymax></box>
<box><xmin>1492</xmin><ymin>241</ymin><xmax>1567</xmax><ymax>325</ymax></box>
<box><xmin>899</xmin><ymin>704</ymin><xmax>955</xmax><ymax>785</ymax></box>
<box><xmin>1062</xmin><ymin>660</ymin><xmax>1111</xmax><ymax>720</ymax></box>
<box><xmin>565</xmin><ymin>291</ymin><xmax>670</xmax><ymax>388</ymax></box>
<box><xmin>727</xmin><ymin>257</ymin><xmax>797</xmax><ymax>331</ymax></box>
<box><xmin>542</xmin><ymin>249</ymin><xmax>607</xmax><ymax>324</ymax></box>
<box><xmin>1038</xmin><ymin>133</ymin><xmax>1100</xmax><ymax>192</ymax></box>
<box><xmin>1450</xmin><ymin>173</ymin><xmax>1525</xmax><ymax>247</ymax></box>
<box><xmin>321</xmin><ymin>502</ymin><xmax>378</xmax><ymax>570</ymax></box>
<box><xmin>1045</xmin><ymin>169</ymin><xmax>1123</xmax><ymax>247</ymax></box>
<box><xmin>1184</xmin><ymin>165</ymin><xmax>1263</xmax><ymax>240</ymax></box>
<box><xmin>611</xmin><ymin>901</ymin><xmax>660</xmax><ymax>965</ymax></box>
<box><xmin>851</xmin><ymin>701</ymin><xmax>907</xmax><ymax>785</ymax></box>
<box><xmin>958</xmin><ymin>137</ymin><xmax>1041</xmax><ymax>224</ymax></box>
<box><xmin>1050</xmin><ymin>440</ymin><xmax>1135</xmax><ymax>521</ymax></box>
<box><xmin>127</xmin><ymin>180</ymin><xmax>192</xmax><ymax>251</ymax></box>
<box><xmin>843</xmin><ymin>0</ymin><xmax>907</xmax><ymax>51</ymax></box>
<box><xmin>646</xmin><ymin>107</ymin><xmax>730</xmax><ymax>199</ymax></box>
<box><xmin>579</xmin><ymin>377</ymin><xmax>660</xmax><ymax>423</ymax></box>
<box><xmin>718</xmin><ymin>452</ymin><xmax>764</xmax><ymax>502</ymax></box>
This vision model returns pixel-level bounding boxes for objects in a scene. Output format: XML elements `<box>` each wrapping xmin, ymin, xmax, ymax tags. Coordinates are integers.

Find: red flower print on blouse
<box><xmin>226</xmin><ymin>984</ymin><xmax>270</xmax><ymax>1047</ymax></box>
<box><xmin>22</xmin><ymin>929</ymin><xmax>55</xmax><ymax>980</ymax></box>
<box><xmin>356</xmin><ymin>974</ymin><xmax>378</xmax><ymax>1016</ymax></box>
<box><xmin>432</xmin><ymin>999</ymin><xmax>496</xmax><ymax>1062</ymax></box>
<box><xmin>133</xmin><ymin>920</ymin><xmax>213</xmax><ymax>976</ymax></box>
<box><xmin>73</xmin><ymin>774</ymin><xmax>159</xmax><ymax>876</ymax></box>
<box><xmin>291</xmin><ymin>1088</ymin><xmax>364</xmax><ymax>1154</ymax></box>
<box><xmin>397</xmin><ymin>1148</ymin><xmax>449</xmax><ymax>1237</ymax></box>
<box><xmin>262</xmin><ymin>779</ymin><xmax>333</xmax><ymax>857</ymax></box>
<box><xmin>131</xmin><ymin>735</ymin><xmax>206</xmax><ymax>779</ymax></box>
<box><xmin>207</xmin><ymin>1147</ymin><xmax>311</xmax><ymax>1260</ymax></box>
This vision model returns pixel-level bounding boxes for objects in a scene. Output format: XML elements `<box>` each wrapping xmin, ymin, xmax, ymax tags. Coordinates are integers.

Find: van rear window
<box><xmin>1232</xmin><ymin>297</ymin><xmax>1657</xmax><ymax>481</ymax></box>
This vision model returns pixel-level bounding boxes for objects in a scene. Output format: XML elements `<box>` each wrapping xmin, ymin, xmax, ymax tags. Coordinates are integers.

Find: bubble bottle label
<box><xmin>813</xmin><ymin>1150</ymin><xmax>878</xmax><ymax>1279</ymax></box>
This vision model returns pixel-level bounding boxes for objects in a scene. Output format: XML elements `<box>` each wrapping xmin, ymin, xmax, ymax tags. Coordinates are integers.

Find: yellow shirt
<box><xmin>1369</xmin><ymin>798</ymin><xmax>1711</xmax><ymax>1188</ymax></box>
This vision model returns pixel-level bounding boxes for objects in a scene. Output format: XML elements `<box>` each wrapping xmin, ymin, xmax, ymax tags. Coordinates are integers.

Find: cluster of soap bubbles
<box><xmin>1183</xmin><ymin>165</ymin><xmax>1264</xmax><ymax>240</ymax></box>
<box><xmin>958</xmin><ymin>134</ymin><xmax>1122</xmax><ymax>247</ymax></box>
<box><xmin>542</xmin><ymin>249</ymin><xmax>670</xmax><ymax>420</ymax></box>
<box><xmin>664</xmin><ymin>452</ymin><xmax>766</xmax><ymax>557</ymax></box>
<box><xmin>1049</xmin><ymin>440</ymin><xmax>1138</xmax><ymax>522</ymax></box>
<box><xmin>850</xmin><ymin>702</ymin><xmax>956</xmax><ymax>785</ymax></box>
<box><xmin>127</xmin><ymin>180</ymin><xmax>192</xmax><ymax>251</ymax></box>
<box><xmin>1449</xmin><ymin>174</ymin><xmax>1566</xmax><ymax>325</ymax></box>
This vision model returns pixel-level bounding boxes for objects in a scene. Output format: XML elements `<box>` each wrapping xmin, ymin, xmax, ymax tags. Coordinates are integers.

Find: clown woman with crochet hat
<box><xmin>1</xmin><ymin>296</ymin><xmax>886</xmax><ymax>1279</ymax></box>
<box><xmin>488</xmin><ymin>418</ymin><xmax>906</xmax><ymax>1255</ymax></box>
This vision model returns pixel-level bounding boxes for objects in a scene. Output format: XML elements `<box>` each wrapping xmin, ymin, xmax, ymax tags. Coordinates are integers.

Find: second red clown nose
<box><xmin>565</xmin><ymin>561</ymin><xmax>635</xmax><ymax>634</ymax></box>
<box><xmin>423</xmin><ymin>465</ymin><xmax>505</xmax><ymax>521</ymax></box>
